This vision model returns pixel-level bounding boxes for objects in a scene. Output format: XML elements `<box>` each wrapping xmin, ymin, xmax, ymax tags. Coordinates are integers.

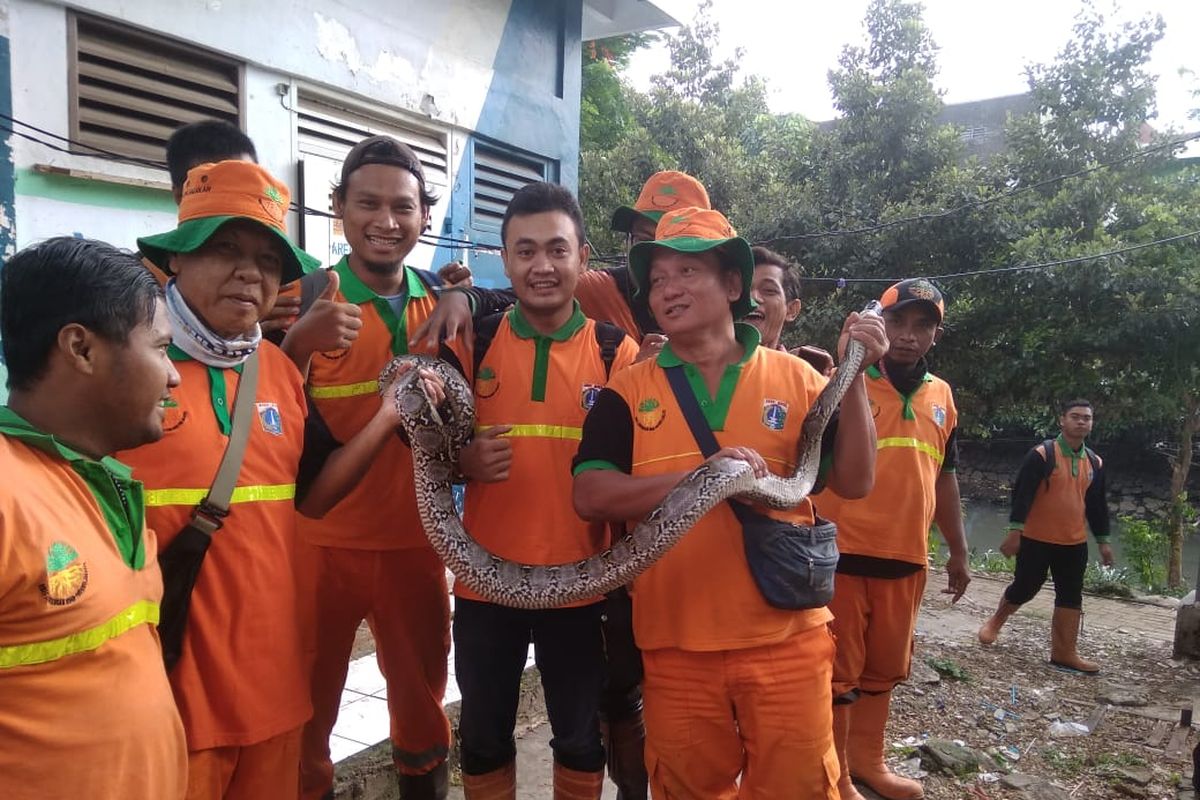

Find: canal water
<box><xmin>962</xmin><ymin>501</ymin><xmax>1200</xmax><ymax>587</ymax></box>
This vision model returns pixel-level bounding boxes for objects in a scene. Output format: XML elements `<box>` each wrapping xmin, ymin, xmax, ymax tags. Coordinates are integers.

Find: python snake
<box><xmin>384</xmin><ymin>301</ymin><xmax>881</xmax><ymax>609</ymax></box>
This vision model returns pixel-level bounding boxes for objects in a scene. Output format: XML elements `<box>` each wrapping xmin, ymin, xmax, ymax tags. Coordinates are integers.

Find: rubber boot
<box><xmin>833</xmin><ymin>704</ymin><xmax>865</xmax><ymax>800</ymax></box>
<box><xmin>1049</xmin><ymin>607</ymin><xmax>1100</xmax><ymax>674</ymax></box>
<box><xmin>847</xmin><ymin>691</ymin><xmax>924</xmax><ymax>800</ymax></box>
<box><xmin>978</xmin><ymin>597</ymin><xmax>1020</xmax><ymax>645</ymax></box>
<box><xmin>461</xmin><ymin>761</ymin><xmax>516</xmax><ymax>800</ymax></box>
<box><xmin>397</xmin><ymin>761</ymin><xmax>449</xmax><ymax>800</ymax></box>
<box><xmin>606</xmin><ymin>714</ymin><xmax>648</xmax><ymax>800</ymax></box>
<box><xmin>553</xmin><ymin>763</ymin><xmax>604</xmax><ymax>800</ymax></box>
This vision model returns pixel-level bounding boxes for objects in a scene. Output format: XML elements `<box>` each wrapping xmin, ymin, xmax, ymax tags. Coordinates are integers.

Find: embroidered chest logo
<box><xmin>580</xmin><ymin>383</ymin><xmax>602</xmax><ymax>411</ymax></box>
<box><xmin>256</xmin><ymin>403</ymin><xmax>284</xmax><ymax>436</ymax></box>
<box><xmin>476</xmin><ymin>367</ymin><xmax>499</xmax><ymax>399</ymax></box>
<box><xmin>931</xmin><ymin>403</ymin><xmax>947</xmax><ymax>428</ymax></box>
<box><xmin>635</xmin><ymin>398</ymin><xmax>665</xmax><ymax>431</ymax></box>
<box><xmin>39</xmin><ymin>541</ymin><xmax>88</xmax><ymax>606</ymax></box>
<box><xmin>761</xmin><ymin>399</ymin><xmax>789</xmax><ymax>431</ymax></box>
<box><xmin>161</xmin><ymin>395</ymin><xmax>187</xmax><ymax>433</ymax></box>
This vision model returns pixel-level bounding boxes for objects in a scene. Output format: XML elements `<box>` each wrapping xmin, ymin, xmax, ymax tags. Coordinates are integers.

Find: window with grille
<box><xmin>68</xmin><ymin>13</ymin><xmax>242</xmax><ymax>164</ymax></box>
<box><xmin>295</xmin><ymin>92</ymin><xmax>450</xmax><ymax>190</ymax></box>
<box><xmin>470</xmin><ymin>141</ymin><xmax>554</xmax><ymax>233</ymax></box>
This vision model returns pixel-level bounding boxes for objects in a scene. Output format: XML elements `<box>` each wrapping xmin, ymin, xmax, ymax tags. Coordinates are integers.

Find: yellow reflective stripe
<box><xmin>877</xmin><ymin>437</ymin><xmax>944</xmax><ymax>465</ymax></box>
<box><xmin>0</xmin><ymin>600</ymin><xmax>159</xmax><ymax>669</ymax></box>
<box><xmin>144</xmin><ymin>483</ymin><xmax>296</xmax><ymax>507</ymax></box>
<box><xmin>308</xmin><ymin>380</ymin><xmax>379</xmax><ymax>399</ymax></box>
<box><xmin>477</xmin><ymin>424</ymin><xmax>583</xmax><ymax>441</ymax></box>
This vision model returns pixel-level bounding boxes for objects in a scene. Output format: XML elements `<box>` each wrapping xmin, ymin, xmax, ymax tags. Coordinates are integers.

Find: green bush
<box><xmin>969</xmin><ymin>549</ymin><xmax>1015</xmax><ymax>575</ymax></box>
<box><xmin>1118</xmin><ymin>515</ymin><xmax>1169</xmax><ymax>592</ymax></box>
<box><xmin>1082</xmin><ymin>562</ymin><xmax>1135</xmax><ymax>598</ymax></box>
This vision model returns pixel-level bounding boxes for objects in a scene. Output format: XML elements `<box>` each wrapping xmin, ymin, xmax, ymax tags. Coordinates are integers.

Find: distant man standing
<box><xmin>978</xmin><ymin>400</ymin><xmax>1113</xmax><ymax>674</ymax></box>
<box><xmin>0</xmin><ymin>238</ymin><xmax>186</xmax><ymax>799</ymax></box>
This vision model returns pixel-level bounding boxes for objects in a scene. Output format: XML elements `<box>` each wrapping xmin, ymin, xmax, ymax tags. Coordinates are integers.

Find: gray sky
<box><xmin>631</xmin><ymin>0</ymin><xmax>1198</xmax><ymax>135</ymax></box>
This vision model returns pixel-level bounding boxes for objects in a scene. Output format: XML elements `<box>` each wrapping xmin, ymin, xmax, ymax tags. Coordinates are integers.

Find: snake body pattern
<box><xmin>385</xmin><ymin>302</ymin><xmax>881</xmax><ymax>610</ymax></box>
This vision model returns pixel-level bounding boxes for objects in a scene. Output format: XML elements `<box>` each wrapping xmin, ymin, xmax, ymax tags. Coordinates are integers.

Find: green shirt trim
<box><xmin>506</xmin><ymin>301</ymin><xmax>586</xmax><ymax>402</ymax></box>
<box><xmin>168</xmin><ymin>344</ymin><xmax>244</xmax><ymax>436</ymax></box>
<box><xmin>1056</xmin><ymin>433</ymin><xmax>1087</xmax><ymax>477</ymax></box>
<box><xmin>0</xmin><ymin>407</ymin><xmax>146</xmax><ymax>569</ymax></box>
<box><xmin>656</xmin><ymin>323</ymin><xmax>759</xmax><ymax>431</ymax></box>
<box><xmin>866</xmin><ymin>363</ymin><xmax>933</xmax><ymax>421</ymax></box>
<box><xmin>572</xmin><ymin>458</ymin><xmax>621</xmax><ymax>476</ymax></box>
<box><xmin>333</xmin><ymin>256</ymin><xmax>428</xmax><ymax>356</ymax></box>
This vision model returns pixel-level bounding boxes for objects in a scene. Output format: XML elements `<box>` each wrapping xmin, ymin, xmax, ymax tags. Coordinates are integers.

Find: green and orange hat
<box><xmin>610</xmin><ymin>170</ymin><xmax>712</xmax><ymax>233</ymax></box>
<box><xmin>879</xmin><ymin>278</ymin><xmax>945</xmax><ymax>323</ymax></box>
<box><xmin>138</xmin><ymin>160</ymin><xmax>320</xmax><ymax>284</ymax></box>
<box><xmin>628</xmin><ymin>206</ymin><xmax>756</xmax><ymax>320</ymax></box>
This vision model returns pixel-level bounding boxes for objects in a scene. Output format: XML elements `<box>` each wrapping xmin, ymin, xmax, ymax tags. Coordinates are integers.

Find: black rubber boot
<box><xmin>397</xmin><ymin>761</ymin><xmax>450</xmax><ymax>800</ymax></box>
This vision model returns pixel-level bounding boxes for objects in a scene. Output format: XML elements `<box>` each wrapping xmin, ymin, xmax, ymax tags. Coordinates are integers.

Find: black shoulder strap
<box><xmin>472</xmin><ymin>311</ymin><xmax>507</xmax><ymax>377</ymax></box>
<box><xmin>664</xmin><ymin>366</ymin><xmax>720</xmax><ymax>458</ymax></box>
<box><xmin>1084</xmin><ymin>446</ymin><xmax>1101</xmax><ymax>475</ymax></box>
<box><xmin>594</xmin><ymin>321</ymin><xmax>626</xmax><ymax>380</ymax></box>
<box><xmin>1040</xmin><ymin>438</ymin><xmax>1056</xmax><ymax>491</ymax></box>
<box><xmin>299</xmin><ymin>269</ymin><xmax>332</xmax><ymax>316</ymax></box>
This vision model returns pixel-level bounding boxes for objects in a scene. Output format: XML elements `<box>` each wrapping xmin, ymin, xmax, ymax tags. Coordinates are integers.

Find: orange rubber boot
<box><xmin>1049</xmin><ymin>608</ymin><xmax>1100</xmax><ymax>674</ymax></box>
<box><xmin>553</xmin><ymin>763</ymin><xmax>603</xmax><ymax>800</ymax></box>
<box><xmin>462</xmin><ymin>761</ymin><xmax>516</xmax><ymax>800</ymax></box>
<box><xmin>833</xmin><ymin>704</ymin><xmax>865</xmax><ymax>800</ymax></box>
<box><xmin>978</xmin><ymin>597</ymin><xmax>1020</xmax><ymax>645</ymax></box>
<box><xmin>847</xmin><ymin>691</ymin><xmax>924</xmax><ymax>800</ymax></box>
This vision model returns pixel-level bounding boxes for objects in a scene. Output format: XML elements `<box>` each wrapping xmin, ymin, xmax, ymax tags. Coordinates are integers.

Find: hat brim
<box><xmin>885</xmin><ymin>297</ymin><xmax>944</xmax><ymax>323</ymax></box>
<box><xmin>137</xmin><ymin>216</ymin><xmax>321</xmax><ymax>285</ymax></box>
<box><xmin>628</xmin><ymin>235</ymin><xmax>756</xmax><ymax>321</ymax></box>
<box><xmin>610</xmin><ymin>206</ymin><xmax>665</xmax><ymax>234</ymax></box>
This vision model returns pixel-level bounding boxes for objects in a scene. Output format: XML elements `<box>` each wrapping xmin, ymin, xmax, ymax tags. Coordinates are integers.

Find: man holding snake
<box><xmin>571</xmin><ymin>206</ymin><xmax>887</xmax><ymax>798</ymax></box>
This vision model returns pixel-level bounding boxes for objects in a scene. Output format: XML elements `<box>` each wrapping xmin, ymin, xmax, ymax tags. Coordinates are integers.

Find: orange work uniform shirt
<box><xmin>0</xmin><ymin>408</ymin><xmax>187</xmax><ymax>799</ymax></box>
<box><xmin>459</xmin><ymin>303</ymin><xmax>638</xmax><ymax>606</ymax></box>
<box><xmin>118</xmin><ymin>343</ymin><xmax>311</xmax><ymax>751</ymax></box>
<box><xmin>574</xmin><ymin>325</ymin><xmax>833</xmax><ymax>652</ymax></box>
<box><xmin>1021</xmin><ymin>440</ymin><xmax>1101</xmax><ymax>546</ymax></box>
<box><xmin>817</xmin><ymin>366</ymin><xmax>958</xmax><ymax>566</ymax></box>
<box><xmin>296</xmin><ymin>258</ymin><xmax>468</xmax><ymax>550</ymax></box>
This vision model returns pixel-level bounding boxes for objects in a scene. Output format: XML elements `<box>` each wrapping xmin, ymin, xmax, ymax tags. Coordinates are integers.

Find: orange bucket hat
<box><xmin>138</xmin><ymin>160</ymin><xmax>320</xmax><ymax>284</ymax></box>
<box><xmin>610</xmin><ymin>170</ymin><xmax>711</xmax><ymax>233</ymax></box>
<box><xmin>627</xmin><ymin>206</ymin><xmax>756</xmax><ymax>320</ymax></box>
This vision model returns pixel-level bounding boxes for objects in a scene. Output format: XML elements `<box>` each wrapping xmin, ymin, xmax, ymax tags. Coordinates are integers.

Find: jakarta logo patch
<box><xmin>257</xmin><ymin>402</ymin><xmax>284</xmax><ymax>436</ymax></box>
<box><xmin>931</xmin><ymin>403</ymin><xmax>947</xmax><ymax>428</ymax></box>
<box><xmin>161</xmin><ymin>395</ymin><xmax>187</xmax><ymax>432</ymax></box>
<box><xmin>635</xmin><ymin>398</ymin><xmax>665</xmax><ymax>431</ymax></box>
<box><xmin>761</xmin><ymin>399</ymin><xmax>789</xmax><ymax>431</ymax></box>
<box><xmin>580</xmin><ymin>383</ymin><xmax>602</xmax><ymax>411</ymax></box>
<box><xmin>476</xmin><ymin>366</ymin><xmax>499</xmax><ymax>398</ymax></box>
<box><xmin>40</xmin><ymin>541</ymin><xmax>88</xmax><ymax>605</ymax></box>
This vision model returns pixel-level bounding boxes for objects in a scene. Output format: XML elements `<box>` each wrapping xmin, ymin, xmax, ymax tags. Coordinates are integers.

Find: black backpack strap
<box><xmin>1040</xmin><ymin>438</ymin><xmax>1056</xmax><ymax>491</ymax></box>
<box><xmin>472</xmin><ymin>311</ymin><xmax>507</xmax><ymax>378</ymax></box>
<box><xmin>411</xmin><ymin>266</ymin><xmax>445</xmax><ymax>291</ymax></box>
<box><xmin>299</xmin><ymin>268</ymin><xmax>332</xmax><ymax>316</ymax></box>
<box><xmin>593</xmin><ymin>321</ymin><xmax>627</xmax><ymax>380</ymax></box>
<box><xmin>664</xmin><ymin>366</ymin><xmax>720</xmax><ymax>458</ymax></box>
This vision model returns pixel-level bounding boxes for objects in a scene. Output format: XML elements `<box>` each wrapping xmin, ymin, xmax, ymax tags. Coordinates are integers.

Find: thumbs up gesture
<box><xmin>280</xmin><ymin>270</ymin><xmax>364</xmax><ymax>368</ymax></box>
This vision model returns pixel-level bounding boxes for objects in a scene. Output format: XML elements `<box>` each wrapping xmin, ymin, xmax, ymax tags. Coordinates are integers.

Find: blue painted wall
<box><xmin>435</xmin><ymin>0</ymin><xmax>583</xmax><ymax>287</ymax></box>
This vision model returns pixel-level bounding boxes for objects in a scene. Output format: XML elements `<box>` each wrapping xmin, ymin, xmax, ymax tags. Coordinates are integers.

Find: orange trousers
<box><xmin>641</xmin><ymin>625</ymin><xmax>839</xmax><ymax>799</ymax></box>
<box><xmin>185</xmin><ymin>725</ymin><xmax>301</xmax><ymax>800</ymax></box>
<box><xmin>297</xmin><ymin>543</ymin><xmax>451</xmax><ymax>800</ymax></box>
<box><xmin>828</xmin><ymin>570</ymin><xmax>927</xmax><ymax>697</ymax></box>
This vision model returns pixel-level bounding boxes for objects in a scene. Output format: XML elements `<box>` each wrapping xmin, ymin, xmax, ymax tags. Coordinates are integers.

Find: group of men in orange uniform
<box><xmin>0</xmin><ymin>115</ymin><xmax>1110</xmax><ymax>800</ymax></box>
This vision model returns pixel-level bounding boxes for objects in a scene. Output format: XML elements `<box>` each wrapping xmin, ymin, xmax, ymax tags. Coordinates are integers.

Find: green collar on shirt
<box><xmin>1056</xmin><ymin>433</ymin><xmax>1087</xmax><ymax>477</ymax></box>
<box><xmin>0</xmin><ymin>406</ymin><xmax>146</xmax><ymax>568</ymax></box>
<box><xmin>866</xmin><ymin>363</ymin><xmax>932</xmax><ymax>421</ymax></box>
<box><xmin>504</xmin><ymin>301</ymin><xmax>586</xmax><ymax>402</ymax></box>
<box><xmin>333</xmin><ymin>256</ymin><xmax>428</xmax><ymax>355</ymax></box>
<box><xmin>168</xmin><ymin>344</ymin><xmax>244</xmax><ymax>436</ymax></box>
<box><xmin>656</xmin><ymin>323</ymin><xmax>760</xmax><ymax>431</ymax></box>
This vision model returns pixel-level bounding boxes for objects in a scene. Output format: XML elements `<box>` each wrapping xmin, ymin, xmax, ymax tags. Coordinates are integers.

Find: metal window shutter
<box><xmin>71</xmin><ymin>14</ymin><xmax>240</xmax><ymax>163</ymax></box>
<box><xmin>470</xmin><ymin>143</ymin><xmax>548</xmax><ymax>231</ymax></box>
<box><xmin>295</xmin><ymin>94</ymin><xmax>449</xmax><ymax>189</ymax></box>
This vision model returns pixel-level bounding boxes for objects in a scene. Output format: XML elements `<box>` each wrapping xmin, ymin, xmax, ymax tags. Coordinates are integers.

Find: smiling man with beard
<box><xmin>281</xmin><ymin>135</ymin><xmax>469</xmax><ymax>800</ymax></box>
<box><xmin>0</xmin><ymin>238</ymin><xmax>186</xmax><ymax>800</ymax></box>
